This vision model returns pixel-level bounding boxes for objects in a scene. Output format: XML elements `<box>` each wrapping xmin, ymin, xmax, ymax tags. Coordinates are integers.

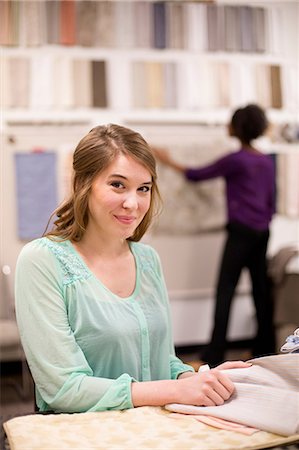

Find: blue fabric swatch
<box><xmin>15</xmin><ymin>152</ymin><xmax>58</xmax><ymax>240</ymax></box>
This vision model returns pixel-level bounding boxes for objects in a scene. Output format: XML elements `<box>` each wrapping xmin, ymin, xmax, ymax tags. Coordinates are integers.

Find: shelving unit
<box><xmin>1</xmin><ymin>0</ymin><xmax>298</xmax><ymax>128</ymax></box>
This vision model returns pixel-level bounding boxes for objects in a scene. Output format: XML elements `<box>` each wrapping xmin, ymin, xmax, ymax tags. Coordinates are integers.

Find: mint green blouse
<box><xmin>15</xmin><ymin>237</ymin><xmax>193</xmax><ymax>412</ymax></box>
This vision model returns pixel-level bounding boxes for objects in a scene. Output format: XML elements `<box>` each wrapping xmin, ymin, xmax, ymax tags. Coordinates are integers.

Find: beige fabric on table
<box><xmin>166</xmin><ymin>354</ymin><xmax>299</xmax><ymax>436</ymax></box>
<box><xmin>4</xmin><ymin>406</ymin><xmax>299</xmax><ymax>450</ymax></box>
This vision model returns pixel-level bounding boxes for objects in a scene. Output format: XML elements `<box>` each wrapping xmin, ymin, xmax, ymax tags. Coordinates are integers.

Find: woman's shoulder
<box><xmin>19</xmin><ymin>236</ymin><xmax>68</xmax><ymax>258</ymax></box>
<box><xmin>18</xmin><ymin>237</ymin><xmax>90</xmax><ymax>285</ymax></box>
<box><xmin>130</xmin><ymin>241</ymin><xmax>161</xmax><ymax>268</ymax></box>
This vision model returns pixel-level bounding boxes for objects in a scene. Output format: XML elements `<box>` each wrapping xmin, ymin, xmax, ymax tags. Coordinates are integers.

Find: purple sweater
<box><xmin>185</xmin><ymin>149</ymin><xmax>275</xmax><ymax>231</ymax></box>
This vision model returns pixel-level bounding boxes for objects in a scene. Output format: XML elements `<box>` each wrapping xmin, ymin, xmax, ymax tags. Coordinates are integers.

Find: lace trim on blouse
<box><xmin>44</xmin><ymin>239</ymin><xmax>91</xmax><ymax>286</ymax></box>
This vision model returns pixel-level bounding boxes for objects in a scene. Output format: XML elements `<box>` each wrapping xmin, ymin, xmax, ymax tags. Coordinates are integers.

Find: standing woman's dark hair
<box><xmin>229</xmin><ymin>104</ymin><xmax>269</xmax><ymax>144</ymax></box>
<box><xmin>45</xmin><ymin>124</ymin><xmax>162</xmax><ymax>242</ymax></box>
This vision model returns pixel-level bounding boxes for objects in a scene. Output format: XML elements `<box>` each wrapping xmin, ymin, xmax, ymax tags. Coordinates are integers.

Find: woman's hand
<box><xmin>176</xmin><ymin>368</ymin><xmax>235</xmax><ymax>407</ymax></box>
<box><xmin>152</xmin><ymin>147</ymin><xmax>172</xmax><ymax>165</ymax></box>
<box><xmin>215</xmin><ymin>360</ymin><xmax>252</xmax><ymax>370</ymax></box>
<box><xmin>151</xmin><ymin>147</ymin><xmax>186</xmax><ymax>173</ymax></box>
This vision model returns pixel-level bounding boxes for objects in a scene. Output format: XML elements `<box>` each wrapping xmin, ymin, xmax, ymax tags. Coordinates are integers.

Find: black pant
<box><xmin>201</xmin><ymin>222</ymin><xmax>276</xmax><ymax>366</ymax></box>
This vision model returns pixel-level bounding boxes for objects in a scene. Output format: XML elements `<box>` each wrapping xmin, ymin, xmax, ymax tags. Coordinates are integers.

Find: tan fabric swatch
<box><xmin>22</xmin><ymin>0</ymin><xmax>45</xmax><ymax>46</ymax></box>
<box><xmin>132</xmin><ymin>62</ymin><xmax>147</xmax><ymax>108</ymax></box>
<box><xmin>134</xmin><ymin>2</ymin><xmax>153</xmax><ymax>48</ymax></box>
<box><xmin>94</xmin><ymin>2</ymin><xmax>115</xmax><ymax>48</ymax></box>
<box><xmin>167</xmin><ymin>3</ymin><xmax>185</xmax><ymax>49</ymax></box>
<box><xmin>255</xmin><ymin>64</ymin><xmax>271</xmax><ymax>108</ymax></box>
<box><xmin>73</xmin><ymin>59</ymin><xmax>92</xmax><ymax>108</ymax></box>
<box><xmin>9</xmin><ymin>58</ymin><xmax>30</xmax><ymax>107</ymax></box>
<box><xmin>76</xmin><ymin>1</ymin><xmax>97</xmax><ymax>47</ymax></box>
<box><xmin>146</xmin><ymin>62</ymin><xmax>164</xmax><ymax>108</ymax></box>
<box><xmin>46</xmin><ymin>0</ymin><xmax>60</xmax><ymax>45</ymax></box>
<box><xmin>270</xmin><ymin>65</ymin><xmax>283</xmax><ymax>108</ymax></box>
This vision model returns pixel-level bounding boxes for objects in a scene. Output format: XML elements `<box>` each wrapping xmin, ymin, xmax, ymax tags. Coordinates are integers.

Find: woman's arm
<box><xmin>132</xmin><ymin>367</ymin><xmax>236</xmax><ymax>407</ymax></box>
<box><xmin>15</xmin><ymin>241</ymin><xmax>134</xmax><ymax>413</ymax></box>
<box><xmin>152</xmin><ymin>147</ymin><xmax>187</xmax><ymax>173</ymax></box>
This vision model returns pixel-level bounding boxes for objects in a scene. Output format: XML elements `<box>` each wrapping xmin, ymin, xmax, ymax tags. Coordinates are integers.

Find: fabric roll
<box><xmin>76</xmin><ymin>1</ymin><xmax>97</xmax><ymax>47</ymax></box>
<box><xmin>92</xmin><ymin>60</ymin><xmax>108</xmax><ymax>107</ymax></box>
<box><xmin>184</xmin><ymin>3</ymin><xmax>207</xmax><ymax>51</ymax></box>
<box><xmin>253</xmin><ymin>7</ymin><xmax>266</xmax><ymax>52</ymax></box>
<box><xmin>14</xmin><ymin>152</ymin><xmax>58</xmax><ymax>240</ymax></box>
<box><xmin>131</xmin><ymin>62</ymin><xmax>147</xmax><ymax>108</ymax></box>
<box><xmin>60</xmin><ymin>0</ymin><xmax>76</xmax><ymax>46</ymax></box>
<box><xmin>46</xmin><ymin>0</ymin><xmax>60</xmax><ymax>45</ymax></box>
<box><xmin>206</xmin><ymin>4</ymin><xmax>218</xmax><ymax>51</ymax></box>
<box><xmin>270</xmin><ymin>65</ymin><xmax>283</xmax><ymax>108</ymax></box>
<box><xmin>114</xmin><ymin>2</ymin><xmax>134</xmax><ymax>48</ymax></box>
<box><xmin>29</xmin><ymin>55</ymin><xmax>53</xmax><ymax>109</ymax></box>
<box><xmin>0</xmin><ymin>58</ymin><xmax>11</xmax><ymax>107</ymax></box>
<box><xmin>217</xmin><ymin>62</ymin><xmax>230</xmax><ymax>107</ymax></box>
<box><xmin>255</xmin><ymin>64</ymin><xmax>271</xmax><ymax>108</ymax></box>
<box><xmin>53</xmin><ymin>57</ymin><xmax>74</xmax><ymax>109</ymax></box>
<box><xmin>153</xmin><ymin>2</ymin><xmax>166</xmax><ymax>49</ymax></box>
<box><xmin>163</xmin><ymin>63</ymin><xmax>177</xmax><ymax>109</ymax></box>
<box><xmin>166</xmin><ymin>354</ymin><xmax>299</xmax><ymax>436</ymax></box>
<box><xmin>10</xmin><ymin>0</ymin><xmax>20</xmax><ymax>46</ymax></box>
<box><xmin>73</xmin><ymin>59</ymin><xmax>92</xmax><ymax>108</ymax></box>
<box><xmin>224</xmin><ymin>6</ymin><xmax>240</xmax><ymax>52</ymax></box>
<box><xmin>94</xmin><ymin>2</ymin><xmax>115</xmax><ymax>48</ymax></box>
<box><xmin>239</xmin><ymin>6</ymin><xmax>254</xmax><ymax>52</ymax></box>
<box><xmin>167</xmin><ymin>3</ymin><xmax>185</xmax><ymax>49</ymax></box>
<box><xmin>9</xmin><ymin>58</ymin><xmax>30</xmax><ymax>107</ymax></box>
<box><xmin>0</xmin><ymin>0</ymin><xmax>11</xmax><ymax>46</ymax></box>
<box><xmin>22</xmin><ymin>0</ymin><xmax>45</xmax><ymax>46</ymax></box>
<box><xmin>276</xmin><ymin>153</ymin><xmax>287</xmax><ymax>215</ymax></box>
<box><xmin>134</xmin><ymin>2</ymin><xmax>153</xmax><ymax>48</ymax></box>
<box><xmin>146</xmin><ymin>62</ymin><xmax>164</xmax><ymax>108</ymax></box>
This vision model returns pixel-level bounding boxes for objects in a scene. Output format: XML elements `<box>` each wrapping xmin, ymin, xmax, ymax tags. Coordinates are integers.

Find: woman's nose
<box><xmin>122</xmin><ymin>192</ymin><xmax>138</xmax><ymax>209</ymax></box>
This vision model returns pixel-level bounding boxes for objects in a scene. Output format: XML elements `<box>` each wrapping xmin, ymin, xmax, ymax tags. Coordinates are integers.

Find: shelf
<box><xmin>2</xmin><ymin>108</ymin><xmax>298</xmax><ymax>130</ymax></box>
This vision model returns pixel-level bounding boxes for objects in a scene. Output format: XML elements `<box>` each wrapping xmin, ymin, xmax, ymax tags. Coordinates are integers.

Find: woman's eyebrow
<box><xmin>108</xmin><ymin>174</ymin><xmax>152</xmax><ymax>185</ymax></box>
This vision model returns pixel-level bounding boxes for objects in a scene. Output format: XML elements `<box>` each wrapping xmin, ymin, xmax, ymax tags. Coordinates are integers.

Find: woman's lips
<box><xmin>114</xmin><ymin>215</ymin><xmax>136</xmax><ymax>225</ymax></box>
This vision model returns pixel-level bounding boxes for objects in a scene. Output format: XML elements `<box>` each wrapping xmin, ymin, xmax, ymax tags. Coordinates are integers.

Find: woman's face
<box><xmin>87</xmin><ymin>153</ymin><xmax>152</xmax><ymax>240</ymax></box>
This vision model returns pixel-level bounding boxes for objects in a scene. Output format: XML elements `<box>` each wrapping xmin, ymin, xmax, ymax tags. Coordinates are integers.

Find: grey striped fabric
<box><xmin>166</xmin><ymin>354</ymin><xmax>299</xmax><ymax>436</ymax></box>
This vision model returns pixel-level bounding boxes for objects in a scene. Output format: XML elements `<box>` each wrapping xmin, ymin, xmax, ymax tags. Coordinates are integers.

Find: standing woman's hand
<box><xmin>151</xmin><ymin>147</ymin><xmax>172</xmax><ymax>165</ymax></box>
<box><xmin>151</xmin><ymin>147</ymin><xmax>186</xmax><ymax>174</ymax></box>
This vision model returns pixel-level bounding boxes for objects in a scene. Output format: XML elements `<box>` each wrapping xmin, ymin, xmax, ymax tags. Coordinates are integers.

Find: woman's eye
<box><xmin>111</xmin><ymin>181</ymin><xmax>124</xmax><ymax>189</ymax></box>
<box><xmin>138</xmin><ymin>186</ymin><xmax>151</xmax><ymax>193</ymax></box>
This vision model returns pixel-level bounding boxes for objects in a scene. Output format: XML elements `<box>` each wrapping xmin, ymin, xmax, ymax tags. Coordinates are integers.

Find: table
<box><xmin>3</xmin><ymin>406</ymin><xmax>299</xmax><ymax>450</ymax></box>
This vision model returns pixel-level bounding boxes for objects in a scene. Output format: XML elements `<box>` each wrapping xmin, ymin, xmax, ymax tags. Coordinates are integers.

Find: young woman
<box><xmin>15</xmin><ymin>124</ymin><xmax>249</xmax><ymax>413</ymax></box>
<box><xmin>153</xmin><ymin>105</ymin><xmax>276</xmax><ymax>366</ymax></box>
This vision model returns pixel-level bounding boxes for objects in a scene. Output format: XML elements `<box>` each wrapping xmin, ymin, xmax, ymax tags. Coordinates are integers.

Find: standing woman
<box><xmin>15</xmin><ymin>124</ymin><xmax>249</xmax><ymax>413</ymax></box>
<box><xmin>154</xmin><ymin>105</ymin><xmax>276</xmax><ymax>366</ymax></box>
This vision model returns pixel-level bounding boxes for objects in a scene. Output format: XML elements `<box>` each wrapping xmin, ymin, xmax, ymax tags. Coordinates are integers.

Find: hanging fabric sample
<box><xmin>14</xmin><ymin>152</ymin><xmax>58</xmax><ymax>240</ymax></box>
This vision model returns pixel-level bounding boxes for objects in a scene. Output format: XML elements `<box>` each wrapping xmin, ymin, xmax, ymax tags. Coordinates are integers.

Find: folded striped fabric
<box><xmin>165</xmin><ymin>354</ymin><xmax>299</xmax><ymax>436</ymax></box>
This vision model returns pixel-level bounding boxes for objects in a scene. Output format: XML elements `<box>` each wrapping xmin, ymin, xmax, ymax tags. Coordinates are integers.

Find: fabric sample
<box><xmin>60</xmin><ymin>0</ymin><xmax>76</xmax><ymax>46</ymax></box>
<box><xmin>270</xmin><ymin>65</ymin><xmax>283</xmax><ymax>108</ymax></box>
<box><xmin>76</xmin><ymin>1</ymin><xmax>97</xmax><ymax>47</ymax></box>
<box><xmin>92</xmin><ymin>60</ymin><xmax>107</xmax><ymax>107</ymax></box>
<box><xmin>166</xmin><ymin>354</ymin><xmax>299</xmax><ymax>436</ymax></box>
<box><xmin>153</xmin><ymin>2</ymin><xmax>166</xmax><ymax>49</ymax></box>
<box><xmin>73</xmin><ymin>59</ymin><xmax>92</xmax><ymax>108</ymax></box>
<box><xmin>94</xmin><ymin>2</ymin><xmax>115</xmax><ymax>47</ymax></box>
<box><xmin>14</xmin><ymin>152</ymin><xmax>58</xmax><ymax>240</ymax></box>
